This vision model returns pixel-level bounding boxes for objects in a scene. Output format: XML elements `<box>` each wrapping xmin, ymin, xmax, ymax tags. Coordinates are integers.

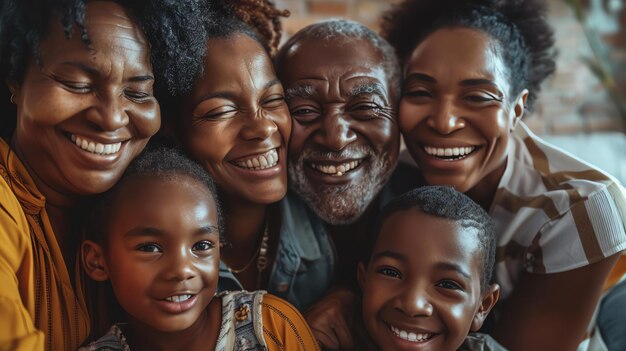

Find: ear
<box><xmin>509</xmin><ymin>89</ymin><xmax>528</xmax><ymax>132</ymax></box>
<box><xmin>81</xmin><ymin>240</ymin><xmax>109</xmax><ymax>282</ymax></box>
<box><xmin>357</xmin><ymin>261</ymin><xmax>367</xmax><ymax>290</ymax></box>
<box><xmin>470</xmin><ymin>283</ymin><xmax>500</xmax><ymax>332</ymax></box>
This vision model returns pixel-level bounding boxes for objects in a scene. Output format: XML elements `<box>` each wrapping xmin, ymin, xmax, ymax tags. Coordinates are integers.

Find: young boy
<box><xmin>357</xmin><ymin>186</ymin><xmax>505</xmax><ymax>351</ymax></box>
<box><xmin>79</xmin><ymin>148</ymin><xmax>319</xmax><ymax>351</ymax></box>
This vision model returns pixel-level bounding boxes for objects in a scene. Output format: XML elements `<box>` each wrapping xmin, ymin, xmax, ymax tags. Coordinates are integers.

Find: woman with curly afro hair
<box><xmin>381</xmin><ymin>0</ymin><xmax>626</xmax><ymax>349</ymax></box>
<box><xmin>0</xmin><ymin>0</ymin><xmax>208</xmax><ymax>349</ymax></box>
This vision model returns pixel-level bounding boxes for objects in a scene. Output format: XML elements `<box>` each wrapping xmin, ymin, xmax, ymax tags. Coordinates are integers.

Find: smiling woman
<box><xmin>156</xmin><ymin>0</ymin><xmax>335</xmax><ymax>311</ymax></box>
<box><xmin>0</xmin><ymin>0</ymin><xmax>207</xmax><ymax>349</ymax></box>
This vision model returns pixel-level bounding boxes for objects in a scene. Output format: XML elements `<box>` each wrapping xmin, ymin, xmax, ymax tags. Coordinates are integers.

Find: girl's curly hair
<box><xmin>381</xmin><ymin>0</ymin><xmax>556</xmax><ymax>112</ymax></box>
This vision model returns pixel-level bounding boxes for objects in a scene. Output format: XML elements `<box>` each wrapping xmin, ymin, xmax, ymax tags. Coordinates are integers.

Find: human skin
<box><xmin>278</xmin><ymin>36</ymin><xmax>399</xmax><ymax>226</ymax></box>
<box><xmin>276</xmin><ymin>35</ymin><xmax>400</xmax><ymax>349</ymax></box>
<box><xmin>7</xmin><ymin>0</ymin><xmax>160</xmax><ymax>265</ymax></box>
<box><xmin>358</xmin><ymin>209</ymin><xmax>499</xmax><ymax>351</ymax></box>
<box><xmin>399</xmin><ymin>27</ymin><xmax>619</xmax><ymax>350</ymax></box>
<box><xmin>82</xmin><ymin>175</ymin><xmax>222</xmax><ymax>351</ymax></box>
<box><xmin>179</xmin><ymin>33</ymin><xmax>291</xmax><ymax>290</ymax></box>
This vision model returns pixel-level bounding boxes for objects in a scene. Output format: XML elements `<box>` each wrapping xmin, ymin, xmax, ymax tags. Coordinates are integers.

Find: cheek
<box><xmin>398</xmin><ymin>101</ymin><xmax>423</xmax><ymax>135</ymax></box>
<box><xmin>185</xmin><ymin>125</ymin><xmax>232</xmax><ymax>164</ymax></box>
<box><xmin>274</xmin><ymin>109</ymin><xmax>292</xmax><ymax>143</ymax></box>
<box><xmin>287</xmin><ymin>122</ymin><xmax>312</xmax><ymax>160</ymax></box>
<box><xmin>130</xmin><ymin>101</ymin><xmax>161</xmax><ymax>138</ymax></box>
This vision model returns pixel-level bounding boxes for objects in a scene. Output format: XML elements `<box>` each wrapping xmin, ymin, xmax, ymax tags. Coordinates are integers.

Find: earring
<box><xmin>9</xmin><ymin>94</ymin><xmax>15</xmax><ymax>104</ymax></box>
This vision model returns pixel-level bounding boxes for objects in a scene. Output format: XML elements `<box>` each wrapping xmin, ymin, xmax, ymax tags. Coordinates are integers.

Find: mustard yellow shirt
<box><xmin>0</xmin><ymin>139</ymin><xmax>89</xmax><ymax>350</ymax></box>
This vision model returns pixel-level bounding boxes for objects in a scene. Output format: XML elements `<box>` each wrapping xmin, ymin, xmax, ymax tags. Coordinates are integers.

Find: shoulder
<box><xmin>459</xmin><ymin>333</ymin><xmax>508</xmax><ymax>351</ymax></box>
<box><xmin>261</xmin><ymin>294</ymin><xmax>320</xmax><ymax>351</ymax></box>
<box><xmin>0</xmin><ymin>160</ymin><xmax>32</xmax><ymax>268</ymax></box>
<box><xmin>78</xmin><ymin>325</ymin><xmax>129</xmax><ymax>351</ymax></box>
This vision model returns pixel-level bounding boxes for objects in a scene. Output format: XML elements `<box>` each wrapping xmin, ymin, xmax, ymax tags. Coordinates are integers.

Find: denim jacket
<box><xmin>218</xmin><ymin>192</ymin><xmax>335</xmax><ymax>311</ymax></box>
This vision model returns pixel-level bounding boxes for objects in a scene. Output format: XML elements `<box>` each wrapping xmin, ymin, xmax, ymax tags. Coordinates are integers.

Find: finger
<box><xmin>311</xmin><ymin>326</ymin><xmax>340</xmax><ymax>349</ymax></box>
<box><xmin>331</xmin><ymin>320</ymin><xmax>354</xmax><ymax>349</ymax></box>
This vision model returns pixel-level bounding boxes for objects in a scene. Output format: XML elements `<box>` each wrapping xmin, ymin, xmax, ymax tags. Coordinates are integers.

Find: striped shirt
<box><xmin>491</xmin><ymin>122</ymin><xmax>626</xmax><ymax>299</ymax></box>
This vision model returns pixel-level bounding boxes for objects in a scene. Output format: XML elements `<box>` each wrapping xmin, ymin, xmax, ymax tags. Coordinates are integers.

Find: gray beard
<box><xmin>288</xmin><ymin>145</ymin><xmax>395</xmax><ymax>225</ymax></box>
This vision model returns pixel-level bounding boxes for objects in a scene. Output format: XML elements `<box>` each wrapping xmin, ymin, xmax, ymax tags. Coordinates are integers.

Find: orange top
<box><xmin>0</xmin><ymin>139</ymin><xmax>89</xmax><ymax>350</ymax></box>
<box><xmin>260</xmin><ymin>294</ymin><xmax>320</xmax><ymax>351</ymax></box>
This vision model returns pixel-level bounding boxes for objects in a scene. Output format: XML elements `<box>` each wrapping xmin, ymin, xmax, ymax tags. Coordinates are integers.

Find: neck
<box><xmin>127</xmin><ymin>297</ymin><xmax>221</xmax><ymax>351</ymax></box>
<box><xmin>466</xmin><ymin>158</ymin><xmax>508</xmax><ymax>212</ymax></box>
<box><xmin>327</xmin><ymin>196</ymin><xmax>380</xmax><ymax>285</ymax></box>
<box><xmin>222</xmin><ymin>196</ymin><xmax>268</xmax><ymax>248</ymax></box>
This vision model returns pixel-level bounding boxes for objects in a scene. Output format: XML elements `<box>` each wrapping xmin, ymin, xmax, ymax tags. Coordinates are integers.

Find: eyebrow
<box><xmin>405</xmin><ymin>72</ymin><xmax>437</xmax><ymax>84</ymax></box>
<box><xmin>434</xmin><ymin>262</ymin><xmax>471</xmax><ymax>280</ymax></box>
<box><xmin>124</xmin><ymin>225</ymin><xmax>219</xmax><ymax>238</ymax></box>
<box><xmin>371</xmin><ymin>250</ymin><xmax>407</xmax><ymax>262</ymax></box>
<box><xmin>285</xmin><ymin>84</ymin><xmax>316</xmax><ymax>99</ymax></box>
<box><xmin>61</xmin><ymin>61</ymin><xmax>154</xmax><ymax>82</ymax></box>
<box><xmin>197</xmin><ymin>79</ymin><xmax>281</xmax><ymax>102</ymax></box>
<box><xmin>405</xmin><ymin>73</ymin><xmax>500</xmax><ymax>89</ymax></box>
<box><xmin>348</xmin><ymin>82</ymin><xmax>387</xmax><ymax>99</ymax></box>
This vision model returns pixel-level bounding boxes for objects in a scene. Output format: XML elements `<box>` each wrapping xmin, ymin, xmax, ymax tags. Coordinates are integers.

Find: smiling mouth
<box><xmin>308</xmin><ymin>159</ymin><xmax>364</xmax><ymax>177</ymax></box>
<box><xmin>68</xmin><ymin>133</ymin><xmax>122</xmax><ymax>155</ymax></box>
<box><xmin>232</xmin><ymin>148</ymin><xmax>279</xmax><ymax>170</ymax></box>
<box><xmin>423</xmin><ymin>145</ymin><xmax>478</xmax><ymax>161</ymax></box>
<box><xmin>164</xmin><ymin>294</ymin><xmax>194</xmax><ymax>303</ymax></box>
<box><xmin>388</xmin><ymin>324</ymin><xmax>435</xmax><ymax>343</ymax></box>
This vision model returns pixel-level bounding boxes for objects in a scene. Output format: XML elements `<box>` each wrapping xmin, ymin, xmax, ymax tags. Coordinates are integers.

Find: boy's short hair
<box><xmin>86</xmin><ymin>147</ymin><xmax>223</xmax><ymax>244</ymax></box>
<box><xmin>374</xmin><ymin>186</ymin><xmax>496</xmax><ymax>290</ymax></box>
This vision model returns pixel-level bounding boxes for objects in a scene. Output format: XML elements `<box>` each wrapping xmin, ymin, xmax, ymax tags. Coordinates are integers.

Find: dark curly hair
<box><xmin>153</xmin><ymin>0</ymin><xmax>289</xmax><ymax>147</ymax></box>
<box><xmin>372</xmin><ymin>186</ymin><xmax>496</xmax><ymax>291</ymax></box>
<box><xmin>0</xmin><ymin>0</ymin><xmax>210</xmax><ymax>135</ymax></box>
<box><xmin>381</xmin><ymin>0</ymin><xmax>556</xmax><ymax>112</ymax></box>
<box><xmin>212</xmin><ymin>0</ymin><xmax>290</xmax><ymax>56</ymax></box>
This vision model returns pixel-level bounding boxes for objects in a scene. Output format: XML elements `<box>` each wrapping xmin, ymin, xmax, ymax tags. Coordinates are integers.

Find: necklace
<box><xmin>227</xmin><ymin>221</ymin><xmax>270</xmax><ymax>289</ymax></box>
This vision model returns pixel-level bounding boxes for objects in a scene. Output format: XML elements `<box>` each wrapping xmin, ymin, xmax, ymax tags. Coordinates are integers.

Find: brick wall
<box><xmin>274</xmin><ymin>0</ymin><xmax>626</xmax><ymax>135</ymax></box>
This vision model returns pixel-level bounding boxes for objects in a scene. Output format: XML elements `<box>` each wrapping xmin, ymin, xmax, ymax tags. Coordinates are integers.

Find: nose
<box><xmin>395</xmin><ymin>284</ymin><xmax>433</xmax><ymax>318</ymax></box>
<box><xmin>164</xmin><ymin>248</ymin><xmax>197</xmax><ymax>282</ymax></box>
<box><xmin>313</xmin><ymin>110</ymin><xmax>357</xmax><ymax>151</ymax></box>
<box><xmin>426</xmin><ymin>98</ymin><xmax>465</xmax><ymax>135</ymax></box>
<box><xmin>239</xmin><ymin>109</ymin><xmax>279</xmax><ymax>141</ymax></box>
<box><xmin>85</xmin><ymin>94</ymin><xmax>130</xmax><ymax>131</ymax></box>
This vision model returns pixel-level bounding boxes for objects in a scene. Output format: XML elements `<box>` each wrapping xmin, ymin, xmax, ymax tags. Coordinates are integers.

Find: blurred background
<box><xmin>274</xmin><ymin>0</ymin><xmax>626</xmax><ymax>183</ymax></box>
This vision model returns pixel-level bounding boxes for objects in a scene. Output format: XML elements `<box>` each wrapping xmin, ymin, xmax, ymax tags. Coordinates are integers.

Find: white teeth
<box><xmin>424</xmin><ymin>145</ymin><xmax>476</xmax><ymax>160</ymax></box>
<box><xmin>389</xmin><ymin>324</ymin><xmax>432</xmax><ymax>343</ymax></box>
<box><xmin>234</xmin><ymin>149</ymin><xmax>279</xmax><ymax>170</ymax></box>
<box><xmin>310</xmin><ymin>159</ymin><xmax>362</xmax><ymax>177</ymax></box>
<box><xmin>72</xmin><ymin>134</ymin><xmax>122</xmax><ymax>155</ymax></box>
<box><xmin>165</xmin><ymin>294</ymin><xmax>192</xmax><ymax>303</ymax></box>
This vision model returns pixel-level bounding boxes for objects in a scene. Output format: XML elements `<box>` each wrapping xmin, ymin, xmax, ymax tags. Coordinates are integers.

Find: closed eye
<box><xmin>60</xmin><ymin>81</ymin><xmax>92</xmax><ymax>93</ymax></box>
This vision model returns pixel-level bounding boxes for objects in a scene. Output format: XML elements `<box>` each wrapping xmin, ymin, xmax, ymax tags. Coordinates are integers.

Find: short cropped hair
<box><xmin>374</xmin><ymin>186</ymin><xmax>496</xmax><ymax>291</ymax></box>
<box><xmin>275</xmin><ymin>19</ymin><xmax>401</xmax><ymax>104</ymax></box>
<box><xmin>86</xmin><ymin>148</ymin><xmax>223</xmax><ymax>244</ymax></box>
<box><xmin>381</xmin><ymin>0</ymin><xmax>556</xmax><ymax>113</ymax></box>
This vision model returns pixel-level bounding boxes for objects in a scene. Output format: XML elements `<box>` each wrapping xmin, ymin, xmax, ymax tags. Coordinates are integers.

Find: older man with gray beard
<box><xmin>276</xmin><ymin>19</ymin><xmax>419</xmax><ymax>350</ymax></box>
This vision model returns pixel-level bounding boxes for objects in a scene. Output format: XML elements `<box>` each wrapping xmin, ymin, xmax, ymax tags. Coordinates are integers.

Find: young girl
<box><xmin>79</xmin><ymin>148</ymin><xmax>319</xmax><ymax>350</ymax></box>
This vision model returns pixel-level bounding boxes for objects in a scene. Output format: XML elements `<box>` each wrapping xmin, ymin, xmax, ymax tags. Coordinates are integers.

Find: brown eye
<box><xmin>192</xmin><ymin>240</ymin><xmax>214</xmax><ymax>252</ymax></box>
<box><xmin>378</xmin><ymin>267</ymin><xmax>402</xmax><ymax>279</ymax></box>
<box><xmin>290</xmin><ymin>106</ymin><xmax>320</xmax><ymax>123</ymax></box>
